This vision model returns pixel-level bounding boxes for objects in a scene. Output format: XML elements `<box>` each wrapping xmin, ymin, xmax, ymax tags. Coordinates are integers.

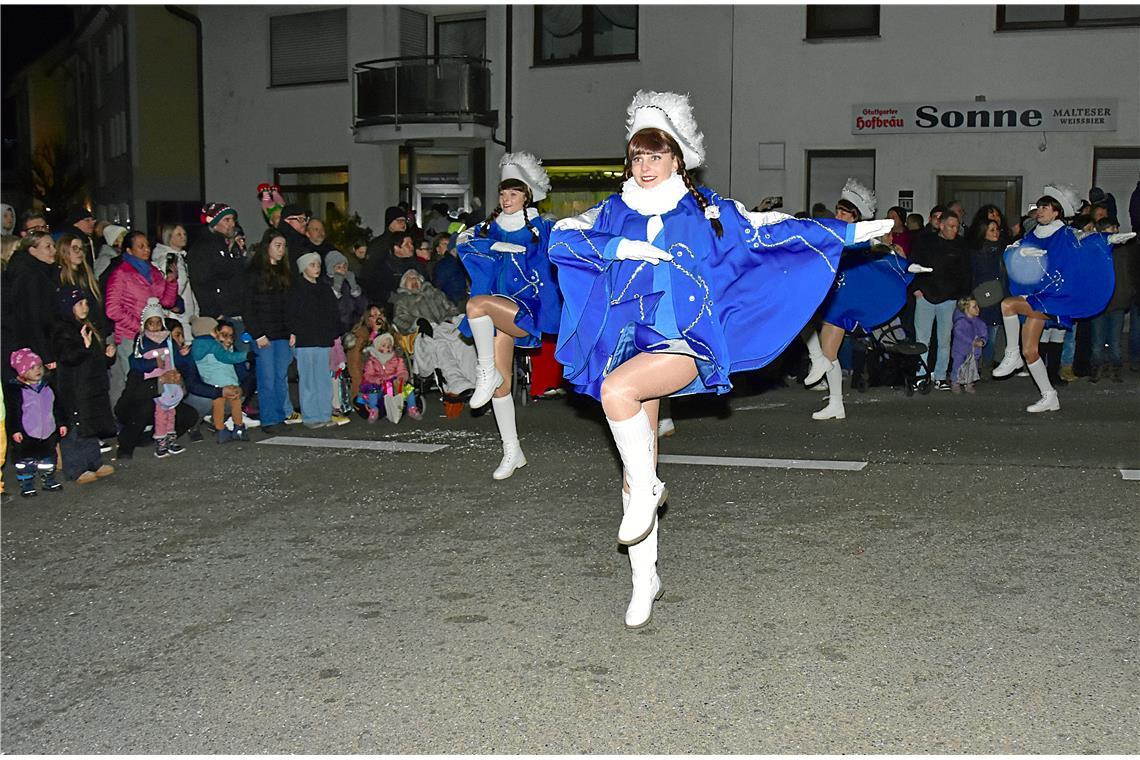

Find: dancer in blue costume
<box><xmin>992</xmin><ymin>183</ymin><xmax>1134</xmax><ymax>413</ymax></box>
<box><xmin>548</xmin><ymin>90</ymin><xmax>893</xmax><ymax>629</ymax></box>
<box><xmin>457</xmin><ymin>152</ymin><xmax>559</xmax><ymax>479</ymax></box>
<box><xmin>802</xmin><ymin>179</ymin><xmax>931</xmax><ymax>421</ymax></box>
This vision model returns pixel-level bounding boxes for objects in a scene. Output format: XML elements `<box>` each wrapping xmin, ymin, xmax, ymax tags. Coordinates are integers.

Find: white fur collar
<box><xmin>620</xmin><ymin>174</ymin><xmax>688</xmax><ymax>216</ymax></box>
<box><xmin>496</xmin><ymin>206</ymin><xmax>539</xmax><ymax>232</ymax></box>
<box><xmin>1033</xmin><ymin>219</ymin><xmax>1064</xmax><ymax>238</ymax></box>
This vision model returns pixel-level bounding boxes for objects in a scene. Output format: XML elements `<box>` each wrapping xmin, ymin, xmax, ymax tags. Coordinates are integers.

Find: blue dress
<box><xmin>820</xmin><ymin>247</ymin><xmax>915</xmax><ymax>332</ymax></box>
<box><xmin>548</xmin><ymin>190</ymin><xmax>859</xmax><ymax>401</ymax></box>
<box><xmin>1003</xmin><ymin>224</ymin><xmax>1115</xmax><ymax>327</ymax></box>
<box><xmin>457</xmin><ymin>210</ymin><xmax>561</xmax><ymax>349</ymax></box>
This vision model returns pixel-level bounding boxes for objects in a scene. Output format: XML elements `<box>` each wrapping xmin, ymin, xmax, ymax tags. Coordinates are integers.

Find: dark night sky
<box><xmin>2</xmin><ymin>5</ymin><xmax>75</xmax><ymax>91</ymax></box>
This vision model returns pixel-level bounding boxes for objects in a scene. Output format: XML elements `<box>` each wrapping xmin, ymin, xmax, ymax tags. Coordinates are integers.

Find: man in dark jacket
<box><xmin>189</xmin><ymin>202</ymin><xmax>247</xmax><ymax>323</ymax></box>
<box><xmin>276</xmin><ymin>203</ymin><xmax>314</xmax><ymax>269</ymax></box>
<box><xmin>62</xmin><ymin>207</ymin><xmax>98</xmax><ymax>270</ymax></box>
<box><xmin>361</xmin><ymin>232</ymin><xmax>426</xmax><ymax>316</ymax></box>
<box><xmin>361</xmin><ymin>206</ymin><xmax>408</xmax><ymax>300</ymax></box>
<box><xmin>910</xmin><ymin>211</ymin><xmax>973</xmax><ymax>389</ymax></box>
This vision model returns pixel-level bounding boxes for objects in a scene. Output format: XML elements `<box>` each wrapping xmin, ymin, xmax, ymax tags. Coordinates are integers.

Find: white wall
<box><xmin>508</xmin><ymin>4</ymin><xmax>1139</xmax><ymax>216</ymax></box>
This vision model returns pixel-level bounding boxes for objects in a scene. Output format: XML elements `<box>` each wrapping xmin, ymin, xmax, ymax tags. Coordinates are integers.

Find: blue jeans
<box><xmin>914</xmin><ymin>297</ymin><xmax>955</xmax><ymax>380</ymax></box>
<box><xmin>1090</xmin><ymin>310</ymin><xmax>1125</xmax><ymax>367</ymax></box>
<box><xmin>1060</xmin><ymin>326</ymin><xmax>1075</xmax><ymax>366</ymax></box>
<box><xmin>295</xmin><ymin>346</ymin><xmax>332</xmax><ymax>424</ymax></box>
<box><xmin>254</xmin><ymin>339</ymin><xmax>294</xmax><ymax>426</ymax></box>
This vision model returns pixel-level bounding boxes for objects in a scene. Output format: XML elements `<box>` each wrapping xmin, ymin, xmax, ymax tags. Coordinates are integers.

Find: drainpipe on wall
<box><xmin>490</xmin><ymin>6</ymin><xmax>512</xmax><ymax>151</ymax></box>
<box><xmin>164</xmin><ymin>5</ymin><xmax>205</xmax><ymax>203</ymax></box>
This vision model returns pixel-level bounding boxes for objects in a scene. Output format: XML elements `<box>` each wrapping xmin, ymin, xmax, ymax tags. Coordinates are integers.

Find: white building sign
<box><xmin>852</xmin><ymin>99</ymin><xmax>1118</xmax><ymax>135</ymax></box>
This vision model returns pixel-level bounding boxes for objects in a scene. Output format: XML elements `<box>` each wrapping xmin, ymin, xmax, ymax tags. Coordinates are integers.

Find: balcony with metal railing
<box><xmin>353</xmin><ymin>55</ymin><xmax>497</xmax><ymax>133</ymax></box>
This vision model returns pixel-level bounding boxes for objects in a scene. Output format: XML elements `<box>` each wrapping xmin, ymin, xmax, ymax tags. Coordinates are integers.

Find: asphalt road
<box><xmin>2</xmin><ymin>371</ymin><xmax>1137</xmax><ymax>753</ymax></box>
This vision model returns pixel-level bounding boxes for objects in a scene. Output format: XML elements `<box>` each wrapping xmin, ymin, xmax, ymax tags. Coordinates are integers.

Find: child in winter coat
<box><xmin>326</xmin><ymin>250</ymin><xmax>368</xmax><ymax>334</ymax></box>
<box><xmin>52</xmin><ymin>287</ymin><xmax>117</xmax><ymax>482</ymax></box>
<box><xmin>951</xmin><ymin>296</ymin><xmax>988</xmax><ymax>394</ymax></box>
<box><xmin>359</xmin><ymin>331</ymin><xmax>409</xmax><ymax>422</ymax></box>
<box><xmin>132</xmin><ymin>298</ymin><xmax>188</xmax><ymax>457</ymax></box>
<box><xmin>190</xmin><ymin>316</ymin><xmax>249</xmax><ymax>442</ymax></box>
<box><xmin>5</xmin><ymin>348</ymin><xmax>66</xmax><ymax>496</ymax></box>
<box><xmin>287</xmin><ymin>252</ymin><xmax>343</xmax><ymax>428</ymax></box>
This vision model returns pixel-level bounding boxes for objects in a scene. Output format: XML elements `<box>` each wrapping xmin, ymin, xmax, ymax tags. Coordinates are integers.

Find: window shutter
<box><xmin>270</xmin><ymin>9</ymin><xmax>348</xmax><ymax>86</ymax></box>
<box><xmin>400</xmin><ymin>8</ymin><xmax>428</xmax><ymax>56</ymax></box>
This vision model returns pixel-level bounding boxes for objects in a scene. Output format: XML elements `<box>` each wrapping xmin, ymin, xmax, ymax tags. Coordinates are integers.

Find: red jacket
<box><xmin>104</xmin><ymin>257</ymin><xmax>179</xmax><ymax>345</ymax></box>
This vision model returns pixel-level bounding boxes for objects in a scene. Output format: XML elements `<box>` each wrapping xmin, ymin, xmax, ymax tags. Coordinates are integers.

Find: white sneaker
<box><xmin>469</xmin><ymin>365</ymin><xmax>503</xmax><ymax>409</ymax></box>
<box><xmin>492</xmin><ymin>446</ymin><xmax>527</xmax><ymax>480</ymax></box>
<box><xmin>656</xmin><ymin>418</ymin><xmax>675</xmax><ymax>438</ymax></box>
<box><xmin>283</xmin><ymin>412</ymin><xmax>303</xmax><ymax>425</ymax></box>
<box><xmin>812</xmin><ymin>400</ymin><xmax>846</xmax><ymax>420</ymax></box>
<box><xmin>618</xmin><ymin>481</ymin><xmax>667</xmax><ymax>545</ymax></box>
<box><xmin>1026</xmin><ymin>391</ymin><xmax>1060</xmax><ymax>413</ymax></box>
<box><xmin>993</xmin><ymin>350</ymin><xmax>1025</xmax><ymax>378</ymax></box>
<box><xmin>625</xmin><ymin>574</ymin><xmax>664</xmax><ymax>629</ymax></box>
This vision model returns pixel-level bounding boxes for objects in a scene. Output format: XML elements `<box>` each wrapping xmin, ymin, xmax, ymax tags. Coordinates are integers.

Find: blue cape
<box><xmin>549</xmin><ymin>190</ymin><xmax>854</xmax><ymax>400</ymax></box>
<box><xmin>457</xmin><ymin>212</ymin><xmax>561</xmax><ymax>349</ymax></box>
<box><xmin>1003</xmin><ymin>226</ymin><xmax>1114</xmax><ymax>327</ymax></box>
<box><xmin>820</xmin><ymin>247</ymin><xmax>915</xmax><ymax>332</ymax></box>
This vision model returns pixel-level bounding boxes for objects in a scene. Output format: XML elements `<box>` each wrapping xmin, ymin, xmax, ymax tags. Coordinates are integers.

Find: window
<box><xmin>997</xmin><ymin>5</ymin><xmax>1140</xmax><ymax>30</ymax></box>
<box><xmin>806</xmin><ymin>5</ymin><xmax>880</xmax><ymax>39</ymax></box>
<box><xmin>534</xmin><ymin>6</ymin><xmax>638</xmax><ymax>66</ymax></box>
<box><xmin>805</xmin><ymin>150</ymin><xmax>875</xmax><ymax>216</ymax></box>
<box><xmin>436</xmin><ymin>15</ymin><xmax>486</xmax><ymax>59</ymax></box>
<box><xmin>273</xmin><ymin>166</ymin><xmax>349</xmax><ymax>222</ymax></box>
<box><xmin>269</xmin><ymin>9</ymin><xmax>347</xmax><ymax>87</ymax></box>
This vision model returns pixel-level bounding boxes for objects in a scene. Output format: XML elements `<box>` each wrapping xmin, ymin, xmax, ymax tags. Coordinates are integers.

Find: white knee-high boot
<box><xmin>622</xmin><ymin>487</ymin><xmax>662</xmax><ymax>629</ymax></box>
<box><xmin>993</xmin><ymin>314</ymin><xmax>1025</xmax><ymax>377</ymax></box>
<box><xmin>804</xmin><ymin>332</ymin><xmax>832</xmax><ymax>386</ymax></box>
<box><xmin>468</xmin><ymin>315</ymin><xmax>503</xmax><ymax>408</ymax></box>
<box><xmin>491</xmin><ymin>395</ymin><xmax>526</xmax><ymax>479</ymax></box>
<box><xmin>1025</xmin><ymin>359</ymin><xmax>1060</xmax><ymax>412</ymax></box>
<box><xmin>812</xmin><ymin>361</ymin><xmax>846</xmax><ymax>420</ymax></box>
<box><xmin>607</xmin><ymin>409</ymin><xmax>666</xmax><ymax>545</ymax></box>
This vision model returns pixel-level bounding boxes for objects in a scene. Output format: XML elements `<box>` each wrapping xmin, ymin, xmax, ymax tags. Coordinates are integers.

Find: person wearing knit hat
<box><xmin>52</xmin><ymin>285</ymin><xmax>118</xmax><ymax>483</ymax></box>
<box><xmin>454</xmin><ymin>151</ymin><xmax>560</xmax><ymax>483</ymax></box>
<box><xmin>325</xmin><ymin>249</ymin><xmax>367</xmax><ymax>332</ymax></box>
<box><xmin>5</xmin><ymin>347</ymin><xmax>65</xmax><ymax>496</ymax></box>
<box><xmin>992</xmin><ymin>187</ymin><xmax>1135</xmax><ymax>413</ymax></box>
<box><xmin>384</xmin><ymin>206</ymin><xmax>407</xmax><ymax>231</ymax></box>
<box><xmin>799</xmin><ymin>182</ymin><xmax>932</xmax><ymax>421</ymax></box>
<box><xmin>190</xmin><ymin>315</ymin><xmax>219</xmax><ymax>338</ymax></box>
<box><xmin>547</xmin><ymin>89</ymin><xmax>893</xmax><ymax>629</ymax></box>
<box><xmin>202</xmin><ymin>202</ymin><xmax>236</xmax><ymax>229</ymax></box>
<box><xmin>288</xmin><ymin>239</ymin><xmax>344</xmax><ymax>428</ymax></box>
<box><xmin>93</xmin><ymin>224</ymin><xmax>127</xmax><ymax>279</ymax></box>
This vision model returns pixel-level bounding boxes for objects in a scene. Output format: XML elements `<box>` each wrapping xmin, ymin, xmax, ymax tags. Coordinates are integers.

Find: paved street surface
<box><xmin>2</xmin><ymin>372</ymin><xmax>1137</xmax><ymax>754</ymax></box>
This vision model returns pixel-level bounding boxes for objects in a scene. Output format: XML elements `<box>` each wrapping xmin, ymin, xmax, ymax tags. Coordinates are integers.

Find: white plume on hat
<box><xmin>840</xmin><ymin>178</ymin><xmax>877</xmax><ymax>219</ymax></box>
<box><xmin>499</xmin><ymin>152</ymin><xmax>551</xmax><ymax>203</ymax></box>
<box><xmin>625</xmin><ymin>90</ymin><xmax>706</xmax><ymax>169</ymax></box>
<box><xmin>1042</xmin><ymin>182</ymin><xmax>1081</xmax><ymax>218</ymax></box>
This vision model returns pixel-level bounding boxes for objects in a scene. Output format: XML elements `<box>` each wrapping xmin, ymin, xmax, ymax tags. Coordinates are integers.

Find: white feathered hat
<box><xmin>499</xmin><ymin>152</ymin><xmax>551</xmax><ymax>203</ymax></box>
<box><xmin>840</xmin><ymin>178</ymin><xmax>877</xmax><ymax>219</ymax></box>
<box><xmin>625</xmin><ymin>90</ymin><xmax>706</xmax><ymax>169</ymax></box>
<box><xmin>1042</xmin><ymin>182</ymin><xmax>1082</xmax><ymax>218</ymax></box>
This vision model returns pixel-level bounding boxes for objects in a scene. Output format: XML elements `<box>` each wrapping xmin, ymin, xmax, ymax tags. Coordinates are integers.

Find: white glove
<box><xmin>1018</xmin><ymin>246</ymin><xmax>1047</xmax><ymax>258</ymax></box>
<box><xmin>455</xmin><ymin>228</ymin><xmax>476</xmax><ymax>246</ymax></box>
<box><xmin>1108</xmin><ymin>232</ymin><xmax>1136</xmax><ymax>245</ymax></box>
<box><xmin>615</xmin><ymin>238</ymin><xmax>673</xmax><ymax>264</ymax></box>
<box><xmin>490</xmin><ymin>241</ymin><xmax>527</xmax><ymax>254</ymax></box>
<box><xmin>851</xmin><ymin>220</ymin><xmax>895</xmax><ymax>243</ymax></box>
<box><xmin>906</xmin><ymin>263</ymin><xmax>933</xmax><ymax>274</ymax></box>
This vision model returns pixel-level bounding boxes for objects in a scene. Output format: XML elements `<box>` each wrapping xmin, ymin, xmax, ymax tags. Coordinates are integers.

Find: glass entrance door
<box><xmin>936</xmin><ymin>176</ymin><xmax>1024</xmax><ymax>230</ymax></box>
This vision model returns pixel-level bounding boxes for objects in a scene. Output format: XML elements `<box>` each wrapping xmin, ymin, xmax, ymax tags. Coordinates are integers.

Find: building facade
<box><xmin>193</xmin><ymin>4</ymin><xmax>1139</xmax><ymax>234</ymax></box>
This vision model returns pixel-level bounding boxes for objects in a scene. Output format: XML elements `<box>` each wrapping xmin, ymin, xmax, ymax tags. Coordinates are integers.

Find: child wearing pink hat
<box><xmin>5</xmin><ymin>348</ymin><xmax>67</xmax><ymax>496</ymax></box>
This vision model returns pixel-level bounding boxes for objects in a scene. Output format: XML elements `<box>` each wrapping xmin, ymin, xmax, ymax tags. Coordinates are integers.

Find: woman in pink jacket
<box><xmin>104</xmin><ymin>231</ymin><xmax>179</xmax><ymax>406</ymax></box>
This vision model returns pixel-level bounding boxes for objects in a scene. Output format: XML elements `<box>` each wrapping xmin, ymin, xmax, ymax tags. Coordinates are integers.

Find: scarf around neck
<box><xmin>620</xmin><ymin>173</ymin><xmax>689</xmax><ymax>216</ymax></box>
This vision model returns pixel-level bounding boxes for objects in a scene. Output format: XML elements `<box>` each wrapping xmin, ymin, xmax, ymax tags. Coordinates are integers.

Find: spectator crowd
<box><xmin>1</xmin><ymin>180</ymin><xmax>1138</xmax><ymax>498</ymax></box>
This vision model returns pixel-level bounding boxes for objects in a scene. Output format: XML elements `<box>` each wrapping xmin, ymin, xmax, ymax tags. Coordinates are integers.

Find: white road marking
<box><xmin>1120</xmin><ymin>469</ymin><xmax>1140</xmax><ymax>481</ymax></box>
<box><xmin>258</xmin><ymin>436</ymin><xmax>447</xmax><ymax>453</ymax></box>
<box><xmin>658</xmin><ymin>454</ymin><xmax>867</xmax><ymax>471</ymax></box>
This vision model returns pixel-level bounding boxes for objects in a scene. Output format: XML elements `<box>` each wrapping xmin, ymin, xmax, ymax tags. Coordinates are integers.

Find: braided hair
<box><xmin>624</xmin><ymin>128</ymin><xmax>723</xmax><ymax>238</ymax></box>
<box><xmin>480</xmin><ymin>178</ymin><xmax>541</xmax><ymax>242</ymax></box>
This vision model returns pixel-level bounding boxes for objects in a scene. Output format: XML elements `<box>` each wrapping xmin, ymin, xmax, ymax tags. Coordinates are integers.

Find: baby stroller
<box><xmin>851</xmin><ymin>317</ymin><xmax>932</xmax><ymax>395</ymax></box>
